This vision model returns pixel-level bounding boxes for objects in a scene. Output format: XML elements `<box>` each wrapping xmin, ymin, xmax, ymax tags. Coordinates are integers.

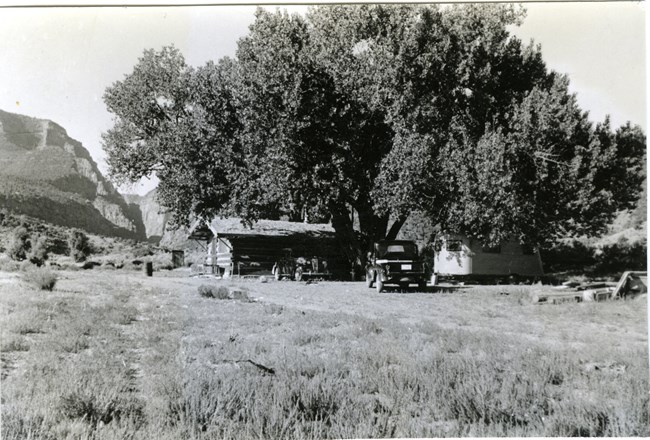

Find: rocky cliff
<box><xmin>123</xmin><ymin>189</ymin><xmax>172</xmax><ymax>243</ymax></box>
<box><xmin>0</xmin><ymin>109</ymin><xmax>146</xmax><ymax>240</ymax></box>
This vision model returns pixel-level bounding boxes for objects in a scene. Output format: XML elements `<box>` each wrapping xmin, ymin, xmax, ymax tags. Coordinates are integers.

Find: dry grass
<box><xmin>1</xmin><ymin>271</ymin><xmax>648</xmax><ymax>439</ymax></box>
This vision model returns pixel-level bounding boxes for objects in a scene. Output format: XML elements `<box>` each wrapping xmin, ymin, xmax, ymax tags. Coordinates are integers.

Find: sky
<box><xmin>0</xmin><ymin>2</ymin><xmax>646</xmax><ymax>195</ymax></box>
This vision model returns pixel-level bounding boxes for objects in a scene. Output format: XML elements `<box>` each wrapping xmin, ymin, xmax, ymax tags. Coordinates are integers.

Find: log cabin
<box><xmin>188</xmin><ymin>217</ymin><xmax>347</xmax><ymax>278</ymax></box>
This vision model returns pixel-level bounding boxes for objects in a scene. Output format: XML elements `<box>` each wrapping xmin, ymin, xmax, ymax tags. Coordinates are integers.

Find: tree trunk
<box><xmin>385</xmin><ymin>214</ymin><xmax>408</xmax><ymax>240</ymax></box>
<box><xmin>329</xmin><ymin>202</ymin><xmax>362</xmax><ymax>270</ymax></box>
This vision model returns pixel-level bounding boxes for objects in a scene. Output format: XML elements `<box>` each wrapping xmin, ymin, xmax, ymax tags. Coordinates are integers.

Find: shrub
<box><xmin>155</xmin><ymin>263</ymin><xmax>174</xmax><ymax>271</ymax></box>
<box><xmin>0</xmin><ymin>256</ymin><xmax>20</xmax><ymax>272</ymax></box>
<box><xmin>198</xmin><ymin>285</ymin><xmax>230</xmax><ymax>299</ymax></box>
<box><xmin>20</xmin><ymin>260</ymin><xmax>35</xmax><ymax>272</ymax></box>
<box><xmin>59</xmin><ymin>263</ymin><xmax>80</xmax><ymax>271</ymax></box>
<box><xmin>0</xmin><ymin>336</ymin><xmax>30</xmax><ymax>352</ymax></box>
<box><xmin>81</xmin><ymin>261</ymin><xmax>101</xmax><ymax>270</ymax></box>
<box><xmin>24</xmin><ymin>267</ymin><xmax>57</xmax><ymax>291</ymax></box>
<box><xmin>7</xmin><ymin>226</ymin><xmax>31</xmax><ymax>261</ymax></box>
<box><xmin>198</xmin><ymin>285</ymin><xmax>214</xmax><ymax>298</ymax></box>
<box><xmin>27</xmin><ymin>235</ymin><xmax>49</xmax><ymax>266</ymax></box>
<box><xmin>68</xmin><ymin>230</ymin><xmax>91</xmax><ymax>262</ymax></box>
<box><xmin>133</xmin><ymin>245</ymin><xmax>154</xmax><ymax>258</ymax></box>
<box><xmin>100</xmin><ymin>262</ymin><xmax>116</xmax><ymax>271</ymax></box>
<box><xmin>231</xmin><ymin>289</ymin><xmax>251</xmax><ymax>301</ymax></box>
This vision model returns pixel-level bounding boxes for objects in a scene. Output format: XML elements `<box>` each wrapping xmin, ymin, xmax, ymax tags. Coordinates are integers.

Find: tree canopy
<box><xmin>102</xmin><ymin>4</ymin><xmax>646</xmax><ymax>268</ymax></box>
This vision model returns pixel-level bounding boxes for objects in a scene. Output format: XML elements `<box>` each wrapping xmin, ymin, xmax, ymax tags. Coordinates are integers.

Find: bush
<box><xmin>58</xmin><ymin>263</ymin><xmax>80</xmax><ymax>271</ymax></box>
<box><xmin>68</xmin><ymin>230</ymin><xmax>91</xmax><ymax>262</ymax></box>
<box><xmin>0</xmin><ymin>256</ymin><xmax>20</xmax><ymax>272</ymax></box>
<box><xmin>7</xmin><ymin>226</ymin><xmax>31</xmax><ymax>261</ymax></box>
<box><xmin>81</xmin><ymin>261</ymin><xmax>101</xmax><ymax>270</ymax></box>
<box><xmin>198</xmin><ymin>285</ymin><xmax>230</xmax><ymax>299</ymax></box>
<box><xmin>0</xmin><ymin>336</ymin><xmax>30</xmax><ymax>352</ymax></box>
<box><xmin>133</xmin><ymin>245</ymin><xmax>154</xmax><ymax>258</ymax></box>
<box><xmin>20</xmin><ymin>260</ymin><xmax>35</xmax><ymax>272</ymax></box>
<box><xmin>24</xmin><ymin>267</ymin><xmax>57</xmax><ymax>291</ymax></box>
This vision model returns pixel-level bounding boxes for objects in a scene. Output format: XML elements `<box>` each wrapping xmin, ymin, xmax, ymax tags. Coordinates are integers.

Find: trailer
<box><xmin>432</xmin><ymin>234</ymin><xmax>544</xmax><ymax>284</ymax></box>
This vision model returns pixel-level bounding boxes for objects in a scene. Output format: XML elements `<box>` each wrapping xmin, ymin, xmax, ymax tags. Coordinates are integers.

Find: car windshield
<box><xmin>376</xmin><ymin>242</ymin><xmax>417</xmax><ymax>258</ymax></box>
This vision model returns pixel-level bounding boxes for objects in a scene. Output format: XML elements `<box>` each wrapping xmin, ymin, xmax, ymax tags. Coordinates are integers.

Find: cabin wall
<box><xmin>209</xmin><ymin>235</ymin><xmax>348</xmax><ymax>278</ymax></box>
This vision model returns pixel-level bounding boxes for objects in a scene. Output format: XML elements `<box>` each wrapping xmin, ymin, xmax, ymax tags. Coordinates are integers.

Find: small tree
<box><xmin>68</xmin><ymin>230</ymin><xmax>91</xmax><ymax>262</ymax></box>
<box><xmin>7</xmin><ymin>226</ymin><xmax>31</xmax><ymax>261</ymax></box>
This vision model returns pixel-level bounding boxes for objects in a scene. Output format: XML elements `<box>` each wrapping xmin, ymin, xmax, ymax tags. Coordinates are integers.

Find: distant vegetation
<box><xmin>541</xmin><ymin>184</ymin><xmax>647</xmax><ymax>276</ymax></box>
<box><xmin>0</xmin><ymin>210</ymin><xmax>184</xmax><ymax>272</ymax></box>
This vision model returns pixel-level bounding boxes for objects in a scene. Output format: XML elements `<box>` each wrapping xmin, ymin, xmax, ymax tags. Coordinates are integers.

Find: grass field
<box><xmin>1</xmin><ymin>269</ymin><xmax>648</xmax><ymax>439</ymax></box>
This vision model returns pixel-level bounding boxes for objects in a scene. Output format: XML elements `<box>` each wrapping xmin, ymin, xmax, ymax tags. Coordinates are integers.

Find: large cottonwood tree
<box><xmin>102</xmin><ymin>5</ymin><xmax>645</xmax><ymax>268</ymax></box>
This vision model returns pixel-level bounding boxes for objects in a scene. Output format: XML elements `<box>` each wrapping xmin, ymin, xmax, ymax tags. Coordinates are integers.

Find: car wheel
<box><xmin>418</xmin><ymin>280</ymin><xmax>427</xmax><ymax>291</ymax></box>
<box><xmin>294</xmin><ymin>267</ymin><xmax>303</xmax><ymax>282</ymax></box>
<box><xmin>376</xmin><ymin>275</ymin><xmax>384</xmax><ymax>293</ymax></box>
<box><xmin>366</xmin><ymin>270</ymin><xmax>374</xmax><ymax>288</ymax></box>
<box><xmin>399</xmin><ymin>282</ymin><xmax>410</xmax><ymax>290</ymax></box>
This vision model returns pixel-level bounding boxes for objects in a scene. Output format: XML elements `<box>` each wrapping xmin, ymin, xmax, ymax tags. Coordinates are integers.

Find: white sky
<box><xmin>0</xmin><ymin>2</ymin><xmax>645</xmax><ymax>194</ymax></box>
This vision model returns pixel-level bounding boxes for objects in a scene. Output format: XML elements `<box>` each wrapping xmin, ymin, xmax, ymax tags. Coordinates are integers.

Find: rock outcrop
<box><xmin>0</xmin><ymin>109</ymin><xmax>145</xmax><ymax>240</ymax></box>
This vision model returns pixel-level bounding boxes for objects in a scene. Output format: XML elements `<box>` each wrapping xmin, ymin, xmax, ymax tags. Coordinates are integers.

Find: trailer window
<box><xmin>446</xmin><ymin>240</ymin><xmax>462</xmax><ymax>252</ymax></box>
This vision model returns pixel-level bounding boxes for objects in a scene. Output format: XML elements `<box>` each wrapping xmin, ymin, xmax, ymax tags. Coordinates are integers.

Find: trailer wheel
<box><xmin>376</xmin><ymin>275</ymin><xmax>384</xmax><ymax>293</ymax></box>
<box><xmin>365</xmin><ymin>270</ymin><xmax>374</xmax><ymax>288</ymax></box>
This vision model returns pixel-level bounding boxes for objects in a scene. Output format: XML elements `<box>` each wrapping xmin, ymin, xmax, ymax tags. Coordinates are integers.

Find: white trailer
<box><xmin>433</xmin><ymin>234</ymin><xmax>544</xmax><ymax>283</ymax></box>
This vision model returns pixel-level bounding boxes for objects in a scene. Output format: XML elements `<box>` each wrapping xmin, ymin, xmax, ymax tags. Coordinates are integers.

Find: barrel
<box><xmin>144</xmin><ymin>262</ymin><xmax>153</xmax><ymax>277</ymax></box>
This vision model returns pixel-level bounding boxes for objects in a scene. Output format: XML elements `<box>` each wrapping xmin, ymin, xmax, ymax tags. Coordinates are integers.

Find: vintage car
<box><xmin>365</xmin><ymin>240</ymin><xmax>427</xmax><ymax>292</ymax></box>
<box><xmin>272</xmin><ymin>249</ymin><xmax>331</xmax><ymax>281</ymax></box>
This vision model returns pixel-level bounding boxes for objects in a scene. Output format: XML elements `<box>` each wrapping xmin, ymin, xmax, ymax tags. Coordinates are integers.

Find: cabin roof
<box><xmin>188</xmin><ymin>217</ymin><xmax>335</xmax><ymax>240</ymax></box>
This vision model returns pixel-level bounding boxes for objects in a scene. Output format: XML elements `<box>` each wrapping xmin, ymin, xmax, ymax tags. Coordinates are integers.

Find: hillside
<box><xmin>0</xmin><ymin>110</ymin><xmax>145</xmax><ymax>240</ymax></box>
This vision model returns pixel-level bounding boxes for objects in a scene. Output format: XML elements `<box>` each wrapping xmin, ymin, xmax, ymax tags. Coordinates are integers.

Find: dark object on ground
<box><xmin>144</xmin><ymin>262</ymin><xmax>153</xmax><ymax>277</ymax></box>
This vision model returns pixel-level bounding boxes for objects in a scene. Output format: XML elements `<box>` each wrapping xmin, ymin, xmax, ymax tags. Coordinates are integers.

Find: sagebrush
<box><xmin>24</xmin><ymin>267</ymin><xmax>57</xmax><ymax>290</ymax></box>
